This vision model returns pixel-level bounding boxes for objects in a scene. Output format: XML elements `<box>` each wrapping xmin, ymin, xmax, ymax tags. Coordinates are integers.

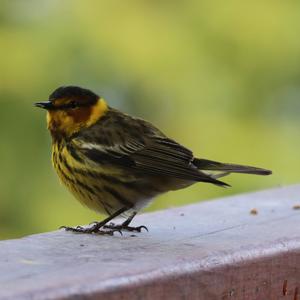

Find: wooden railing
<box><xmin>1</xmin><ymin>185</ymin><xmax>300</xmax><ymax>300</ymax></box>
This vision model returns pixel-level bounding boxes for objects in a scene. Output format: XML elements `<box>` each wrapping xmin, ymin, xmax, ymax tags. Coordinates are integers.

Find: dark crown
<box><xmin>49</xmin><ymin>86</ymin><xmax>99</xmax><ymax>101</ymax></box>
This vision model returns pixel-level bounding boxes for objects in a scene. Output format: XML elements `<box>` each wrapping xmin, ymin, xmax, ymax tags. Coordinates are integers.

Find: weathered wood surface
<box><xmin>1</xmin><ymin>185</ymin><xmax>300</xmax><ymax>300</ymax></box>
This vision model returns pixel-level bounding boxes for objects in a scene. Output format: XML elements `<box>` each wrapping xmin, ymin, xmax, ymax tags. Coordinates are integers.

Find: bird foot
<box><xmin>103</xmin><ymin>222</ymin><xmax>148</xmax><ymax>232</ymax></box>
<box><xmin>60</xmin><ymin>224</ymin><xmax>122</xmax><ymax>235</ymax></box>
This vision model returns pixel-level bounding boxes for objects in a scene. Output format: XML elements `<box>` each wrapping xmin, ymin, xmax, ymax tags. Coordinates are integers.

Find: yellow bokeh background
<box><xmin>1</xmin><ymin>0</ymin><xmax>299</xmax><ymax>239</ymax></box>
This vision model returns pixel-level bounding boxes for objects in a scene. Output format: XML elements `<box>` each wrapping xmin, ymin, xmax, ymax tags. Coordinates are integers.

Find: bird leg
<box><xmin>60</xmin><ymin>207</ymin><xmax>128</xmax><ymax>235</ymax></box>
<box><xmin>103</xmin><ymin>212</ymin><xmax>148</xmax><ymax>232</ymax></box>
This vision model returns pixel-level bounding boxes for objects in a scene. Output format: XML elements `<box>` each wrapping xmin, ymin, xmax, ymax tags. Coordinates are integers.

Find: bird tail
<box><xmin>193</xmin><ymin>158</ymin><xmax>272</xmax><ymax>176</ymax></box>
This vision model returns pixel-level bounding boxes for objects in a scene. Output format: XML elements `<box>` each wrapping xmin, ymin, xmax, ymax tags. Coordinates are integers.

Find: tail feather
<box><xmin>193</xmin><ymin>158</ymin><xmax>272</xmax><ymax>176</ymax></box>
<box><xmin>198</xmin><ymin>174</ymin><xmax>231</xmax><ymax>187</ymax></box>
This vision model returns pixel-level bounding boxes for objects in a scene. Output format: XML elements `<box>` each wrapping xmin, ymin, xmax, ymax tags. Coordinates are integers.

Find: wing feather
<box><xmin>74</xmin><ymin>138</ymin><xmax>227</xmax><ymax>186</ymax></box>
<box><xmin>71</xmin><ymin>112</ymin><xmax>228</xmax><ymax>186</ymax></box>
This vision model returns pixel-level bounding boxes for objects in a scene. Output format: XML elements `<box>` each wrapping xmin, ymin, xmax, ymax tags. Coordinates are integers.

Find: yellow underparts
<box><xmin>47</xmin><ymin>98</ymin><xmax>108</xmax><ymax>137</ymax></box>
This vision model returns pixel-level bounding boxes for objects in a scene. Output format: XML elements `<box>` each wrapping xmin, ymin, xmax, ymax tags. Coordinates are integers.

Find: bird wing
<box><xmin>72</xmin><ymin>127</ymin><xmax>227</xmax><ymax>186</ymax></box>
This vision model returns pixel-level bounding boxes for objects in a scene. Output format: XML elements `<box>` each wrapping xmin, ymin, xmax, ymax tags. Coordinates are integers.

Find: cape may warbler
<box><xmin>35</xmin><ymin>86</ymin><xmax>271</xmax><ymax>234</ymax></box>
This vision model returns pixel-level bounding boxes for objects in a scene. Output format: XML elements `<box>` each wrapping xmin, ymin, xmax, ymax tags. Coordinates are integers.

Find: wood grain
<box><xmin>1</xmin><ymin>185</ymin><xmax>300</xmax><ymax>299</ymax></box>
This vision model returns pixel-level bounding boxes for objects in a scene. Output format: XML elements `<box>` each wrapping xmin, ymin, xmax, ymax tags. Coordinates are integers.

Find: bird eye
<box><xmin>70</xmin><ymin>101</ymin><xmax>77</xmax><ymax>109</ymax></box>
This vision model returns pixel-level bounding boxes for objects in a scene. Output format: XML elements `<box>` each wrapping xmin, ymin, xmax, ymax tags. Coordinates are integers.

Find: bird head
<box><xmin>35</xmin><ymin>86</ymin><xmax>108</xmax><ymax>138</ymax></box>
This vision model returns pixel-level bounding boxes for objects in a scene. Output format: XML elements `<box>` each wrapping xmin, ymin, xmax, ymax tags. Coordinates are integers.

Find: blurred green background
<box><xmin>1</xmin><ymin>0</ymin><xmax>299</xmax><ymax>239</ymax></box>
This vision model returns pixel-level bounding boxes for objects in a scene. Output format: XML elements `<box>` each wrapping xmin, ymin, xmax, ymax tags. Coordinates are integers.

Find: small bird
<box><xmin>35</xmin><ymin>86</ymin><xmax>272</xmax><ymax>234</ymax></box>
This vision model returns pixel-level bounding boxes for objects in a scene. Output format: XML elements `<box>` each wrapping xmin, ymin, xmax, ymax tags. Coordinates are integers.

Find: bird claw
<box><xmin>94</xmin><ymin>229</ymin><xmax>123</xmax><ymax>236</ymax></box>
<box><xmin>103</xmin><ymin>224</ymin><xmax>148</xmax><ymax>232</ymax></box>
<box><xmin>135</xmin><ymin>225</ymin><xmax>149</xmax><ymax>232</ymax></box>
<box><xmin>59</xmin><ymin>224</ymin><xmax>122</xmax><ymax>235</ymax></box>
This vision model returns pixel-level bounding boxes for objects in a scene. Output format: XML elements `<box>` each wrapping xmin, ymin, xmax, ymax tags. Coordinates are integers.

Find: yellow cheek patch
<box><xmin>46</xmin><ymin>98</ymin><xmax>108</xmax><ymax>137</ymax></box>
<box><xmin>47</xmin><ymin>110</ymin><xmax>76</xmax><ymax>133</ymax></box>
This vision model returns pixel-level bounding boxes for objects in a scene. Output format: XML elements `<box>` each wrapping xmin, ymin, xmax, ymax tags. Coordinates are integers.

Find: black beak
<box><xmin>34</xmin><ymin>101</ymin><xmax>54</xmax><ymax>110</ymax></box>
